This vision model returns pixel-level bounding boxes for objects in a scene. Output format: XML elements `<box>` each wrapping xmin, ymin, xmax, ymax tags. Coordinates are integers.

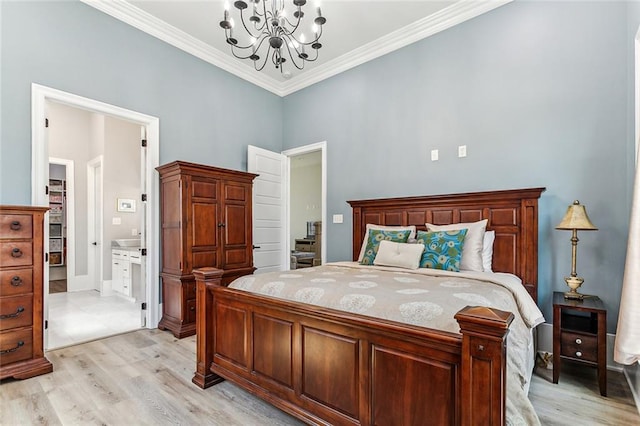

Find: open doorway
<box><xmin>32</xmin><ymin>84</ymin><xmax>160</xmax><ymax>350</ymax></box>
<box><xmin>288</xmin><ymin>151</ymin><xmax>323</xmax><ymax>270</ymax></box>
<box><xmin>45</xmin><ymin>102</ymin><xmax>145</xmax><ymax>349</ymax></box>
<box><xmin>249</xmin><ymin>142</ymin><xmax>327</xmax><ymax>273</ymax></box>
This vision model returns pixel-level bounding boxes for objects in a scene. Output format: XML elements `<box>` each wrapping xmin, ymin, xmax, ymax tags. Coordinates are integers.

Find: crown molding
<box><xmin>282</xmin><ymin>0</ymin><xmax>513</xmax><ymax>96</ymax></box>
<box><xmin>80</xmin><ymin>0</ymin><xmax>287</xmax><ymax>96</ymax></box>
<box><xmin>81</xmin><ymin>0</ymin><xmax>511</xmax><ymax>98</ymax></box>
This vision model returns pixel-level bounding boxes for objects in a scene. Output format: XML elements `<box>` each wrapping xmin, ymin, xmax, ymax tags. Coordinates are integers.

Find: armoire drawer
<box><xmin>0</xmin><ymin>269</ymin><xmax>33</xmax><ymax>297</ymax></box>
<box><xmin>0</xmin><ymin>328</ymin><xmax>34</xmax><ymax>366</ymax></box>
<box><xmin>0</xmin><ymin>214</ymin><xmax>33</xmax><ymax>240</ymax></box>
<box><xmin>0</xmin><ymin>295</ymin><xmax>33</xmax><ymax>331</ymax></box>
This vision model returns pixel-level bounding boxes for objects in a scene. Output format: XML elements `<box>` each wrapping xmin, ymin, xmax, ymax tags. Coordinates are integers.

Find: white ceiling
<box><xmin>83</xmin><ymin>0</ymin><xmax>511</xmax><ymax>96</ymax></box>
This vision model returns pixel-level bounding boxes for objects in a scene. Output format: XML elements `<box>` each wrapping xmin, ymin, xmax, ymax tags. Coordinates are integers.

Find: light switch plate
<box><xmin>458</xmin><ymin>145</ymin><xmax>467</xmax><ymax>158</ymax></box>
<box><xmin>112</xmin><ymin>217</ymin><xmax>121</xmax><ymax>225</ymax></box>
<box><xmin>333</xmin><ymin>214</ymin><xmax>343</xmax><ymax>224</ymax></box>
<box><xmin>431</xmin><ymin>149</ymin><xmax>439</xmax><ymax>161</ymax></box>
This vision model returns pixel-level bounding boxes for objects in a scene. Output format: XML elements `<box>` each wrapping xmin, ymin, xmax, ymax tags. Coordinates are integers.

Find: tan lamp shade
<box><xmin>556</xmin><ymin>200</ymin><xmax>598</xmax><ymax>230</ymax></box>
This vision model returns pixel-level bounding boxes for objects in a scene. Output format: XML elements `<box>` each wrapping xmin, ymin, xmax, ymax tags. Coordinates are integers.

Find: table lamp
<box><xmin>555</xmin><ymin>200</ymin><xmax>598</xmax><ymax>299</ymax></box>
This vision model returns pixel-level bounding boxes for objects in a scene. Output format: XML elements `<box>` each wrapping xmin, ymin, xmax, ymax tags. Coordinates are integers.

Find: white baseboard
<box><xmin>536</xmin><ymin>323</ymin><xmax>625</xmax><ymax>372</ymax></box>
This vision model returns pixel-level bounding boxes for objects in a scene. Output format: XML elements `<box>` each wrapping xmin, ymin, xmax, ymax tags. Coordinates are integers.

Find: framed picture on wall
<box><xmin>117</xmin><ymin>198</ymin><xmax>136</xmax><ymax>213</ymax></box>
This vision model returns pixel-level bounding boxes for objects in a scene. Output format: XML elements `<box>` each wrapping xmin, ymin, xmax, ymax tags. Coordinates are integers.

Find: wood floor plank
<box><xmin>1</xmin><ymin>329</ymin><xmax>637</xmax><ymax>425</ymax></box>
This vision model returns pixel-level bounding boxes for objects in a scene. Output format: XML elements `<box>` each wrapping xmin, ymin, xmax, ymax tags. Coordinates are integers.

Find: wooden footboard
<box><xmin>192</xmin><ymin>268</ymin><xmax>514</xmax><ymax>426</ymax></box>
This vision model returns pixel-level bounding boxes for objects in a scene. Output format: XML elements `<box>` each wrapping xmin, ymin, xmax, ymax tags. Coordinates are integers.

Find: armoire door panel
<box><xmin>224</xmin><ymin>183</ymin><xmax>247</xmax><ymax>202</ymax></box>
<box><xmin>224</xmin><ymin>204</ymin><xmax>248</xmax><ymax>246</ymax></box>
<box><xmin>191</xmin><ymin>178</ymin><xmax>218</xmax><ymax>200</ymax></box>
<box><xmin>192</xmin><ymin>202</ymin><xmax>218</xmax><ymax>248</ymax></box>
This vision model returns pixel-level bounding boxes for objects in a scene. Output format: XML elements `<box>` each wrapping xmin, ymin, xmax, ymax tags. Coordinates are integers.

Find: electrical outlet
<box><xmin>112</xmin><ymin>217</ymin><xmax>121</xmax><ymax>225</ymax></box>
<box><xmin>131</xmin><ymin>228</ymin><xmax>137</xmax><ymax>236</ymax></box>
<box><xmin>458</xmin><ymin>145</ymin><xmax>467</xmax><ymax>158</ymax></box>
<box><xmin>430</xmin><ymin>149</ymin><xmax>439</xmax><ymax>161</ymax></box>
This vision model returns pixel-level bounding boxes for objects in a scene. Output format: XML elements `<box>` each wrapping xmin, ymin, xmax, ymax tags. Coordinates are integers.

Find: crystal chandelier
<box><xmin>220</xmin><ymin>0</ymin><xmax>327</xmax><ymax>74</ymax></box>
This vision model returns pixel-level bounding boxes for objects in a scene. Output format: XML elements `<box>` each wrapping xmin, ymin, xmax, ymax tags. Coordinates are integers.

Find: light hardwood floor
<box><xmin>1</xmin><ymin>329</ymin><xmax>638</xmax><ymax>425</ymax></box>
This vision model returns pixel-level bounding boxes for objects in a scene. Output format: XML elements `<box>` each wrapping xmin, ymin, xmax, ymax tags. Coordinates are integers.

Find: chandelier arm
<box><xmin>254</xmin><ymin>47</ymin><xmax>271</xmax><ymax>71</ymax></box>
<box><xmin>238</xmin><ymin>9</ymin><xmax>262</xmax><ymax>38</ymax></box>
<box><xmin>280</xmin><ymin>37</ymin><xmax>306</xmax><ymax>70</ymax></box>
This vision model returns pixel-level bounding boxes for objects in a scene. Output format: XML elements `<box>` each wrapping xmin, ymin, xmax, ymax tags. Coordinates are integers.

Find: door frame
<box><xmin>31</xmin><ymin>83</ymin><xmax>161</xmax><ymax>329</ymax></box>
<box><xmin>282</xmin><ymin>141</ymin><xmax>327</xmax><ymax>265</ymax></box>
<box><xmin>87</xmin><ymin>156</ymin><xmax>104</xmax><ymax>295</ymax></box>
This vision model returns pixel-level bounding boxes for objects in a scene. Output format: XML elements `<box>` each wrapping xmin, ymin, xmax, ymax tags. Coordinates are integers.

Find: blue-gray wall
<box><xmin>1</xmin><ymin>1</ymin><xmax>637</xmax><ymax>332</ymax></box>
<box><xmin>283</xmin><ymin>1</ymin><xmax>636</xmax><ymax>332</ymax></box>
<box><xmin>0</xmin><ymin>1</ymin><xmax>283</xmax><ymax>204</ymax></box>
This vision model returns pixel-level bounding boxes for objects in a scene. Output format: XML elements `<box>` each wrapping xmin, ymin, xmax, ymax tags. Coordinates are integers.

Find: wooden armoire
<box><xmin>157</xmin><ymin>161</ymin><xmax>257</xmax><ymax>338</ymax></box>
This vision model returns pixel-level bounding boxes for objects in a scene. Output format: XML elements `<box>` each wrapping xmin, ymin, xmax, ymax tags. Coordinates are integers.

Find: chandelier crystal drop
<box><xmin>220</xmin><ymin>0</ymin><xmax>326</xmax><ymax>74</ymax></box>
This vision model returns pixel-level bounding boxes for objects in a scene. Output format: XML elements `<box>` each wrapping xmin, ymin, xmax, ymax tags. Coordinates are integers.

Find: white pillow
<box><xmin>373</xmin><ymin>240</ymin><xmax>425</xmax><ymax>270</ymax></box>
<box><xmin>482</xmin><ymin>230</ymin><xmax>495</xmax><ymax>272</ymax></box>
<box><xmin>426</xmin><ymin>219</ymin><xmax>488</xmax><ymax>272</ymax></box>
<box><xmin>357</xmin><ymin>224</ymin><xmax>417</xmax><ymax>262</ymax></box>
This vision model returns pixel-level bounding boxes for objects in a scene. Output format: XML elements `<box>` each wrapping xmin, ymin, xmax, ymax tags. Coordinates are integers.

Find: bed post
<box><xmin>455</xmin><ymin>306</ymin><xmax>514</xmax><ymax>426</ymax></box>
<box><xmin>192</xmin><ymin>267</ymin><xmax>225</xmax><ymax>389</ymax></box>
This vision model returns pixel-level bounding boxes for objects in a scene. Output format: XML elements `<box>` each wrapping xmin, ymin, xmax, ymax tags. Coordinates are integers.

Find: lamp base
<box><xmin>564</xmin><ymin>276</ymin><xmax>584</xmax><ymax>300</ymax></box>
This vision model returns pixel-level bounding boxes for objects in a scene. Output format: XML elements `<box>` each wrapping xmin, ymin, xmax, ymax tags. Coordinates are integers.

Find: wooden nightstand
<box><xmin>553</xmin><ymin>291</ymin><xmax>607</xmax><ymax>396</ymax></box>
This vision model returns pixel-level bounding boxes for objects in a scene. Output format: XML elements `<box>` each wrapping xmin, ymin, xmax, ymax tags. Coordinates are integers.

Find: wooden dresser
<box><xmin>0</xmin><ymin>205</ymin><xmax>52</xmax><ymax>380</ymax></box>
<box><xmin>157</xmin><ymin>161</ymin><xmax>257</xmax><ymax>338</ymax></box>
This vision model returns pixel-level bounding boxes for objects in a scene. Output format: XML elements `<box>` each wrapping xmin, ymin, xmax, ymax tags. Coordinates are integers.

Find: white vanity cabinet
<box><xmin>111</xmin><ymin>249</ymin><xmax>132</xmax><ymax>297</ymax></box>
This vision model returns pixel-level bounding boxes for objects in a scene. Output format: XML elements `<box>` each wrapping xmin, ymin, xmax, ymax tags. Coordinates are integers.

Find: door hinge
<box><xmin>45</xmin><ymin>185</ymin><xmax>49</xmax><ymax>195</ymax></box>
<box><xmin>45</xmin><ymin>253</ymin><xmax>49</xmax><ymax>262</ymax></box>
<box><xmin>141</xmin><ymin>248</ymin><xmax>147</xmax><ymax>256</ymax></box>
<box><xmin>141</xmin><ymin>193</ymin><xmax>147</xmax><ymax>202</ymax></box>
<box><xmin>141</xmin><ymin>302</ymin><xmax>147</xmax><ymax>310</ymax></box>
<box><xmin>45</xmin><ymin>118</ymin><xmax>49</xmax><ymax>128</ymax></box>
<box><xmin>45</xmin><ymin>320</ymin><xmax>48</xmax><ymax>329</ymax></box>
<box><xmin>141</xmin><ymin>139</ymin><xmax>147</xmax><ymax>147</ymax></box>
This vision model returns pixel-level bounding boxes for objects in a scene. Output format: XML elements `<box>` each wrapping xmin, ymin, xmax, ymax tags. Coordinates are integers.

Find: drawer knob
<box><xmin>576</xmin><ymin>351</ymin><xmax>582</xmax><ymax>357</ymax></box>
<box><xmin>10</xmin><ymin>221</ymin><xmax>22</xmax><ymax>230</ymax></box>
<box><xmin>190</xmin><ymin>306</ymin><xmax>195</xmax><ymax>311</ymax></box>
<box><xmin>0</xmin><ymin>306</ymin><xmax>25</xmax><ymax>319</ymax></box>
<box><xmin>0</xmin><ymin>340</ymin><xmax>24</xmax><ymax>354</ymax></box>
<box><xmin>11</xmin><ymin>276</ymin><xmax>23</xmax><ymax>286</ymax></box>
<box><xmin>575</xmin><ymin>338</ymin><xmax>582</xmax><ymax>345</ymax></box>
<box><xmin>11</xmin><ymin>248</ymin><xmax>23</xmax><ymax>258</ymax></box>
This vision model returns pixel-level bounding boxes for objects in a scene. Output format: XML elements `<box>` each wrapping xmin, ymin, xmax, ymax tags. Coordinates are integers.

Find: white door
<box><xmin>248</xmin><ymin>145</ymin><xmax>287</xmax><ymax>273</ymax></box>
<box><xmin>87</xmin><ymin>157</ymin><xmax>103</xmax><ymax>293</ymax></box>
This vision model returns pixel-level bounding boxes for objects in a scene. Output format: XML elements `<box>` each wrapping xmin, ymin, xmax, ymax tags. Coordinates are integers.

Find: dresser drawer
<box><xmin>0</xmin><ymin>269</ymin><xmax>33</xmax><ymax>297</ymax></box>
<box><xmin>561</xmin><ymin>331</ymin><xmax>597</xmax><ymax>362</ymax></box>
<box><xmin>0</xmin><ymin>241</ymin><xmax>33</xmax><ymax>268</ymax></box>
<box><xmin>0</xmin><ymin>214</ymin><xmax>33</xmax><ymax>240</ymax></box>
<box><xmin>0</xmin><ymin>295</ymin><xmax>33</xmax><ymax>331</ymax></box>
<box><xmin>0</xmin><ymin>328</ymin><xmax>33</xmax><ymax>366</ymax></box>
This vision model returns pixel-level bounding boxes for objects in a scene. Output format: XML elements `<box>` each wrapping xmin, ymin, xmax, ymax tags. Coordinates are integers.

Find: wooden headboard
<box><xmin>348</xmin><ymin>187</ymin><xmax>545</xmax><ymax>302</ymax></box>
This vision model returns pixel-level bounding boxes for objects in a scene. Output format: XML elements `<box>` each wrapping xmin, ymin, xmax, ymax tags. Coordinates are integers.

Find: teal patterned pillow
<box><xmin>416</xmin><ymin>229</ymin><xmax>468</xmax><ymax>271</ymax></box>
<box><xmin>360</xmin><ymin>229</ymin><xmax>411</xmax><ymax>265</ymax></box>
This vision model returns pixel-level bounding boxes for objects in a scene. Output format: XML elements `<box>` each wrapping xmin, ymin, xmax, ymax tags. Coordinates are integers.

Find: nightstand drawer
<box><xmin>561</xmin><ymin>331</ymin><xmax>597</xmax><ymax>362</ymax></box>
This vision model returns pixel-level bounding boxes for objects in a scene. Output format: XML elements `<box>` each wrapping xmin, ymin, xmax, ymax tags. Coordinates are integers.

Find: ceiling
<box><xmin>83</xmin><ymin>0</ymin><xmax>511</xmax><ymax>96</ymax></box>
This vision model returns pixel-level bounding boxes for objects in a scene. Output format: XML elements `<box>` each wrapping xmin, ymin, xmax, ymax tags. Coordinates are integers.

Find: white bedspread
<box><xmin>230</xmin><ymin>262</ymin><xmax>544</xmax><ymax>426</ymax></box>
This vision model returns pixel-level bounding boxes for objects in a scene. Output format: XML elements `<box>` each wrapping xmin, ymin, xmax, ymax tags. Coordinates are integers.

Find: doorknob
<box><xmin>92</xmin><ymin>242</ymin><xmax>97</xmax><ymax>246</ymax></box>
